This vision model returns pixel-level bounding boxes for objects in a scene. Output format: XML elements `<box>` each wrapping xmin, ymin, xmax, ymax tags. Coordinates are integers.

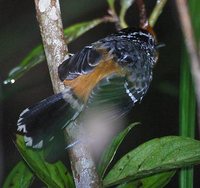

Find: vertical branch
<box><xmin>67</xmin><ymin>123</ymin><xmax>102</xmax><ymax>188</ymax></box>
<box><xmin>175</xmin><ymin>0</ymin><xmax>200</xmax><ymax>132</ymax></box>
<box><xmin>33</xmin><ymin>0</ymin><xmax>101</xmax><ymax>187</ymax></box>
<box><xmin>34</xmin><ymin>0</ymin><xmax>67</xmax><ymax>93</ymax></box>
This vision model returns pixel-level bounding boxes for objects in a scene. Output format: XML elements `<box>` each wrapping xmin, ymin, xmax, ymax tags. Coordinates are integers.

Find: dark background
<box><xmin>0</xmin><ymin>0</ymin><xmax>199</xmax><ymax>187</ymax></box>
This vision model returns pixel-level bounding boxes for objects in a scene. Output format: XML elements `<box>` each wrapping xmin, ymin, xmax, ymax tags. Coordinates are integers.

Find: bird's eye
<box><xmin>148</xmin><ymin>38</ymin><xmax>154</xmax><ymax>46</ymax></box>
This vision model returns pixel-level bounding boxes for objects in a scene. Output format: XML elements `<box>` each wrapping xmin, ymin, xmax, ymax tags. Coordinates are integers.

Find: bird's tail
<box><xmin>17</xmin><ymin>87</ymin><xmax>83</xmax><ymax>149</ymax></box>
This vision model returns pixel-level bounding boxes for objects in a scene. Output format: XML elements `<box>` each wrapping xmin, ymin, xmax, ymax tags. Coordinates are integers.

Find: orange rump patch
<box><xmin>63</xmin><ymin>60</ymin><xmax>124</xmax><ymax>102</ymax></box>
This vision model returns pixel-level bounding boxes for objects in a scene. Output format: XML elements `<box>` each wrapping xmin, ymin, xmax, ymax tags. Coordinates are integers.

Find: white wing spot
<box><xmin>49</xmin><ymin>136</ymin><xmax>54</xmax><ymax>142</ymax></box>
<box><xmin>20</xmin><ymin>108</ymin><xmax>30</xmax><ymax>117</ymax></box>
<box><xmin>18</xmin><ymin>118</ymin><xmax>23</xmax><ymax>123</ymax></box>
<box><xmin>24</xmin><ymin>136</ymin><xmax>43</xmax><ymax>149</ymax></box>
<box><xmin>24</xmin><ymin>136</ymin><xmax>33</xmax><ymax>147</ymax></box>
<box><xmin>33</xmin><ymin>140</ymin><xmax>43</xmax><ymax>149</ymax></box>
<box><xmin>17</xmin><ymin>124</ymin><xmax>27</xmax><ymax>133</ymax></box>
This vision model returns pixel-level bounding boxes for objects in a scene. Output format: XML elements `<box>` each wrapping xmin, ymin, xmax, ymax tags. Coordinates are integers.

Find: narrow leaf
<box><xmin>15</xmin><ymin>135</ymin><xmax>74</xmax><ymax>188</ymax></box>
<box><xmin>3</xmin><ymin>161</ymin><xmax>34</xmax><ymax>188</ymax></box>
<box><xmin>107</xmin><ymin>0</ymin><xmax>116</xmax><ymax>12</ymax></box>
<box><xmin>120</xmin><ymin>0</ymin><xmax>135</xmax><ymax>13</ymax></box>
<box><xmin>179</xmin><ymin>49</ymin><xmax>196</xmax><ymax>188</ymax></box>
<box><xmin>98</xmin><ymin>123</ymin><xmax>139</xmax><ymax>178</ymax></box>
<box><xmin>103</xmin><ymin>136</ymin><xmax>200</xmax><ymax>187</ymax></box>
<box><xmin>179</xmin><ymin>0</ymin><xmax>200</xmax><ymax>187</ymax></box>
<box><xmin>64</xmin><ymin>19</ymin><xmax>103</xmax><ymax>43</ymax></box>
<box><xmin>149</xmin><ymin>0</ymin><xmax>168</xmax><ymax>28</ymax></box>
<box><xmin>4</xmin><ymin>19</ymin><xmax>103</xmax><ymax>84</ymax></box>
<box><xmin>4</xmin><ymin>45</ymin><xmax>44</xmax><ymax>85</ymax></box>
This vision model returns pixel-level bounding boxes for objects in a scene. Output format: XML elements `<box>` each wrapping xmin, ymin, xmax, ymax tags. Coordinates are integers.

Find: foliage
<box><xmin>98</xmin><ymin>123</ymin><xmax>139</xmax><ymax>178</ymax></box>
<box><xmin>14</xmin><ymin>135</ymin><xmax>74</xmax><ymax>188</ymax></box>
<box><xmin>4</xmin><ymin>19</ymin><xmax>104</xmax><ymax>84</ymax></box>
<box><xmin>3</xmin><ymin>161</ymin><xmax>34</xmax><ymax>188</ymax></box>
<box><xmin>179</xmin><ymin>0</ymin><xmax>200</xmax><ymax>187</ymax></box>
<box><xmin>103</xmin><ymin>136</ymin><xmax>200</xmax><ymax>187</ymax></box>
<box><xmin>3</xmin><ymin>0</ymin><xmax>200</xmax><ymax>188</ymax></box>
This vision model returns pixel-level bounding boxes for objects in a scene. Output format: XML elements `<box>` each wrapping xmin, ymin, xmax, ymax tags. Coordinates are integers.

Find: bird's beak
<box><xmin>155</xmin><ymin>43</ymin><xmax>166</xmax><ymax>50</ymax></box>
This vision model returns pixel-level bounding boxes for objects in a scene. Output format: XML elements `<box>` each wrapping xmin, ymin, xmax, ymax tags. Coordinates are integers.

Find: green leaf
<box><xmin>98</xmin><ymin>123</ymin><xmax>139</xmax><ymax>178</ymax></box>
<box><xmin>116</xmin><ymin>171</ymin><xmax>176</xmax><ymax>188</ymax></box>
<box><xmin>179</xmin><ymin>49</ymin><xmax>196</xmax><ymax>188</ymax></box>
<box><xmin>139</xmin><ymin>171</ymin><xmax>176</xmax><ymax>188</ymax></box>
<box><xmin>15</xmin><ymin>135</ymin><xmax>74</xmax><ymax>188</ymax></box>
<box><xmin>189</xmin><ymin>0</ymin><xmax>200</xmax><ymax>40</ymax></box>
<box><xmin>149</xmin><ymin>0</ymin><xmax>168</xmax><ymax>28</ymax></box>
<box><xmin>107</xmin><ymin>0</ymin><xmax>116</xmax><ymax>12</ymax></box>
<box><xmin>103</xmin><ymin>136</ymin><xmax>200</xmax><ymax>187</ymax></box>
<box><xmin>64</xmin><ymin>19</ymin><xmax>103</xmax><ymax>43</ymax></box>
<box><xmin>120</xmin><ymin>0</ymin><xmax>135</xmax><ymax>13</ymax></box>
<box><xmin>119</xmin><ymin>0</ymin><xmax>135</xmax><ymax>28</ymax></box>
<box><xmin>179</xmin><ymin>0</ymin><xmax>200</xmax><ymax>187</ymax></box>
<box><xmin>3</xmin><ymin>161</ymin><xmax>34</xmax><ymax>188</ymax></box>
<box><xmin>4</xmin><ymin>19</ymin><xmax>103</xmax><ymax>84</ymax></box>
<box><xmin>4</xmin><ymin>45</ymin><xmax>44</xmax><ymax>85</ymax></box>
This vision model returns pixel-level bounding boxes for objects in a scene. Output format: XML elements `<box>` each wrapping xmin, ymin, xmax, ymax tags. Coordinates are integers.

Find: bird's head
<box><xmin>115</xmin><ymin>27</ymin><xmax>159</xmax><ymax>69</ymax></box>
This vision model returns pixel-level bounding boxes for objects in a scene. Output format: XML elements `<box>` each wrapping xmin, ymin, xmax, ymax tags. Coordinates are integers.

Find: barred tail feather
<box><xmin>17</xmin><ymin>88</ymin><xmax>83</xmax><ymax>149</ymax></box>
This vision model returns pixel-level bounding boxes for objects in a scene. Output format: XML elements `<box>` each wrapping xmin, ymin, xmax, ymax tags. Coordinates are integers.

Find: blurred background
<box><xmin>0</xmin><ymin>0</ymin><xmax>199</xmax><ymax>187</ymax></box>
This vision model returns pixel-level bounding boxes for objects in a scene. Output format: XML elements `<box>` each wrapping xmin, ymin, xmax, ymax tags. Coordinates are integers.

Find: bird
<box><xmin>17</xmin><ymin>27</ymin><xmax>159</xmax><ymax>152</ymax></box>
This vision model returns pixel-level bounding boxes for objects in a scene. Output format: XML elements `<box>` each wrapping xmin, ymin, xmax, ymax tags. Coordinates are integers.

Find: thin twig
<box><xmin>175</xmin><ymin>0</ymin><xmax>200</xmax><ymax>132</ymax></box>
<box><xmin>149</xmin><ymin>0</ymin><xmax>168</xmax><ymax>28</ymax></box>
<box><xmin>34</xmin><ymin>0</ymin><xmax>101</xmax><ymax>187</ymax></box>
<box><xmin>108</xmin><ymin>8</ymin><xmax>121</xmax><ymax>30</ymax></box>
<box><xmin>136</xmin><ymin>0</ymin><xmax>148</xmax><ymax>28</ymax></box>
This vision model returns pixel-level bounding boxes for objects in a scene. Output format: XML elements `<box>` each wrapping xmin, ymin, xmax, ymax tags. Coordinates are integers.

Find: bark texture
<box><xmin>34</xmin><ymin>0</ymin><xmax>67</xmax><ymax>93</ymax></box>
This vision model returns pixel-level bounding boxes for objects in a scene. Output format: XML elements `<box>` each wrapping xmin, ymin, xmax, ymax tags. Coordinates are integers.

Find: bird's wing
<box><xmin>85</xmin><ymin>74</ymin><xmax>135</xmax><ymax>120</ymax></box>
<box><xmin>58</xmin><ymin>45</ymin><xmax>106</xmax><ymax>81</ymax></box>
<box><xmin>85</xmin><ymin>71</ymin><xmax>152</xmax><ymax>120</ymax></box>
